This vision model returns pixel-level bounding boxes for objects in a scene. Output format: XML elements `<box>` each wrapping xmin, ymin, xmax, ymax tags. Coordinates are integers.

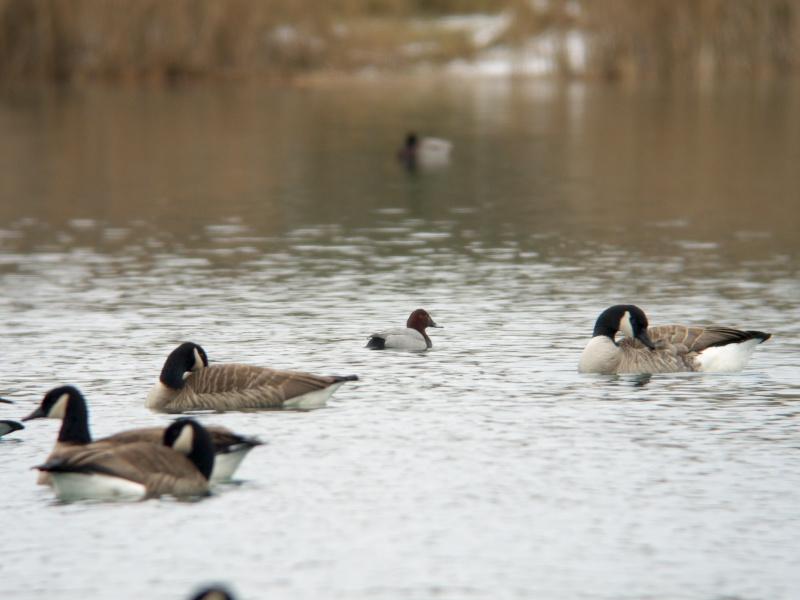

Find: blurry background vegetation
<box><xmin>0</xmin><ymin>0</ymin><xmax>797</xmax><ymax>84</ymax></box>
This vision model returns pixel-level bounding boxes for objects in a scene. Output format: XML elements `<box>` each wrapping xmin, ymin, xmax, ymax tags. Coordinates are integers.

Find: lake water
<box><xmin>1</xmin><ymin>77</ymin><xmax>799</xmax><ymax>600</ymax></box>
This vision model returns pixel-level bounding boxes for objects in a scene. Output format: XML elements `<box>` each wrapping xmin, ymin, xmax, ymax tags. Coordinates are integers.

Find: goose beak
<box><xmin>22</xmin><ymin>406</ymin><xmax>46</xmax><ymax>421</ymax></box>
<box><xmin>636</xmin><ymin>330</ymin><xmax>656</xmax><ymax>350</ymax></box>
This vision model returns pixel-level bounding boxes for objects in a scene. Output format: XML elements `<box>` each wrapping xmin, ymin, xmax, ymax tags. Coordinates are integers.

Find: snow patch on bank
<box><xmin>447</xmin><ymin>30</ymin><xmax>588</xmax><ymax>77</ymax></box>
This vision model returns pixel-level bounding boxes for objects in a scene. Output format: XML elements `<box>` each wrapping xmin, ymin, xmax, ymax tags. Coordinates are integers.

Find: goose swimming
<box><xmin>23</xmin><ymin>385</ymin><xmax>262</xmax><ymax>482</ymax></box>
<box><xmin>34</xmin><ymin>418</ymin><xmax>214</xmax><ymax>502</ymax></box>
<box><xmin>578</xmin><ymin>304</ymin><xmax>771</xmax><ymax>374</ymax></box>
<box><xmin>146</xmin><ymin>342</ymin><xmax>358</xmax><ymax>413</ymax></box>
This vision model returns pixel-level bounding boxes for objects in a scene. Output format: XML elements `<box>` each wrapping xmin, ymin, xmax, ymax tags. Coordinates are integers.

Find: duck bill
<box><xmin>429</xmin><ymin>321</ymin><xmax>442</xmax><ymax>328</ymax></box>
<box><xmin>636</xmin><ymin>330</ymin><xmax>656</xmax><ymax>350</ymax></box>
<box><xmin>0</xmin><ymin>397</ymin><xmax>13</xmax><ymax>404</ymax></box>
<box><xmin>22</xmin><ymin>406</ymin><xmax>46</xmax><ymax>421</ymax></box>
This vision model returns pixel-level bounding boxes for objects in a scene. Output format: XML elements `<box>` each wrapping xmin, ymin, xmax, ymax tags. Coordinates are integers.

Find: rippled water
<box><xmin>1</xmin><ymin>79</ymin><xmax>799</xmax><ymax>600</ymax></box>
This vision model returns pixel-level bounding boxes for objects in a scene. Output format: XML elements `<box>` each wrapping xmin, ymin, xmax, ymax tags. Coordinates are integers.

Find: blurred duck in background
<box><xmin>397</xmin><ymin>132</ymin><xmax>452</xmax><ymax>170</ymax></box>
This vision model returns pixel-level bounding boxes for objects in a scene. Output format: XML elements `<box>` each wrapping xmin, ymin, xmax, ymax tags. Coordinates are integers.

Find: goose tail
<box><xmin>746</xmin><ymin>330</ymin><xmax>771</xmax><ymax>343</ymax></box>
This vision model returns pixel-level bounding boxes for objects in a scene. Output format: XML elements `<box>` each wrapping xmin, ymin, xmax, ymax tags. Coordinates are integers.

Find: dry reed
<box><xmin>0</xmin><ymin>0</ymin><xmax>796</xmax><ymax>83</ymax></box>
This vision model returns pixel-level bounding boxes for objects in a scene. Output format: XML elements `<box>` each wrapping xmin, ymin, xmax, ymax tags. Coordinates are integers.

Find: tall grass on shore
<box><xmin>583</xmin><ymin>0</ymin><xmax>799</xmax><ymax>82</ymax></box>
<box><xmin>0</xmin><ymin>0</ymin><xmax>796</xmax><ymax>83</ymax></box>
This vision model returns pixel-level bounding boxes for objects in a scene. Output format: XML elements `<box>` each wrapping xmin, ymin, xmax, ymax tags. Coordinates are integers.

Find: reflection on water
<box><xmin>1</xmin><ymin>79</ymin><xmax>799</xmax><ymax>600</ymax></box>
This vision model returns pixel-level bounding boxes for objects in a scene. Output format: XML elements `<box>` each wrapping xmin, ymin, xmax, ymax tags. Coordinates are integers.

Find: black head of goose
<box><xmin>23</xmin><ymin>385</ymin><xmax>92</xmax><ymax>445</ymax></box>
<box><xmin>188</xmin><ymin>585</ymin><xmax>236</xmax><ymax>600</ymax></box>
<box><xmin>146</xmin><ymin>341</ymin><xmax>359</xmax><ymax>413</ymax></box>
<box><xmin>34</xmin><ymin>418</ymin><xmax>215</xmax><ymax>502</ymax></box>
<box><xmin>579</xmin><ymin>304</ymin><xmax>771</xmax><ymax>374</ymax></box>
<box><xmin>22</xmin><ymin>385</ymin><xmax>262</xmax><ymax>482</ymax></box>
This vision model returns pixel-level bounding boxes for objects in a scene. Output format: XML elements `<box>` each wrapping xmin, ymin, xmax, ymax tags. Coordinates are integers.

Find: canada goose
<box><xmin>34</xmin><ymin>418</ymin><xmax>214</xmax><ymax>502</ymax></box>
<box><xmin>578</xmin><ymin>304</ymin><xmax>771</xmax><ymax>374</ymax></box>
<box><xmin>189</xmin><ymin>586</ymin><xmax>236</xmax><ymax>600</ymax></box>
<box><xmin>146</xmin><ymin>342</ymin><xmax>358</xmax><ymax>413</ymax></box>
<box><xmin>367</xmin><ymin>308</ymin><xmax>441</xmax><ymax>351</ymax></box>
<box><xmin>23</xmin><ymin>386</ymin><xmax>262</xmax><ymax>482</ymax></box>
<box><xmin>0</xmin><ymin>420</ymin><xmax>24</xmax><ymax>438</ymax></box>
<box><xmin>397</xmin><ymin>132</ymin><xmax>452</xmax><ymax>170</ymax></box>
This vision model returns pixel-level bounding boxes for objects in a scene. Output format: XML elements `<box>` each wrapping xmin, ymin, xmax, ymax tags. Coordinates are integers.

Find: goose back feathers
<box><xmin>147</xmin><ymin>342</ymin><xmax>357</xmax><ymax>413</ymax></box>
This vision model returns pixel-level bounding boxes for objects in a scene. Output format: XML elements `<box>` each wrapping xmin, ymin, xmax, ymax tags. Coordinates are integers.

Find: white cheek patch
<box><xmin>172</xmin><ymin>424</ymin><xmax>195</xmax><ymax>455</ymax></box>
<box><xmin>192</xmin><ymin>348</ymin><xmax>205</xmax><ymax>371</ymax></box>
<box><xmin>618</xmin><ymin>311</ymin><xmax>634</xmax><ymax>338</ymax></box>
<box><xmin>49</xmin><ymin>393</ymin><xmax>70</xmax><ymax>419</ymax></box>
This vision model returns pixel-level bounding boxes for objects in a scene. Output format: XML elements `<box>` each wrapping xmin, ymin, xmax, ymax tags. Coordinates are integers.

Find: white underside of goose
<box><xmin>49</xmin><ymin>473</ymin><xmax>146</xmax><ymax>502</ymax></box>
<box><xmin>145</xmin><ymin>382</ymin><xmax>171</xmax><ymax>411</ymax></box>
<box><xmin>282</xmin><ymin>382</ymin><xmax>344</xmax><ymax>409</ymax></box>
<box><xmin>695</xmin><ymin>338</ymin><xmax>763</xmax><ymax>372</ymax></box>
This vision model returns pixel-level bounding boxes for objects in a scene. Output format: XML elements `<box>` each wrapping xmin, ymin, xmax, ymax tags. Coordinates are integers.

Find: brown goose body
<box><xmin>148</xmin><ymin>364</ymin><xmax>353</xmax><ymax>413</ymax></box>
<box><xmin>35</xmin><ymin>418</ymin><xmax>215</xmax><ymax>502</ymax></box>
<box><xmin>37</xmin><ymin>425</ymin><xmax>257</xmax><ymax>484</ymax></box>
<box><xmin>24</xmin><ymin>386</ymin><xmax>261</xmax><ymax>484</ymax></box>
<box><xmin>579</xmin><ymin>305</ymin><xmax>771</xmax><ymax>375</ymax></box>
<box><xmin>41</xmin><ymin>441</ymin><xmax>210</xmax><ymax>500</ymax></box>
<box><xmin>147</xmin><ymin>343</ymin><xmax>357</xmax><ymax>413</ymax></box>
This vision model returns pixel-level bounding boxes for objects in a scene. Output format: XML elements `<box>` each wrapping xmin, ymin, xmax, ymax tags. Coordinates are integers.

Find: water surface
<box><xmin>1</xmin><ymin>78</ymin><xmax>799</xmax><ymax>600</ymax></box>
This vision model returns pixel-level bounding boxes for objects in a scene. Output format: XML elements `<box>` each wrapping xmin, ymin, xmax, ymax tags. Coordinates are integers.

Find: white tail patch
<box><xmin>50</xmin><ymin>473</ymin><xmax>146</xmax><ymax>502</ymax></box>
<box><xmin>210</xmin><ymin>447</ymin><xmax>254</xmax><ymax>482</ymax></box>
<box><xmin>48</xmin><ymin>393</ymin><xmax>70</xmax><ymax>419</ymax></box>
<box><xmin>171</xmin><ymin>424</ymin><xmax>195</xmax><ymax>455</ymax></box>
<box><xmin>696</xmin><ymin>338</ymin><xmax>762</xmax><ymax>372</ymax></box>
